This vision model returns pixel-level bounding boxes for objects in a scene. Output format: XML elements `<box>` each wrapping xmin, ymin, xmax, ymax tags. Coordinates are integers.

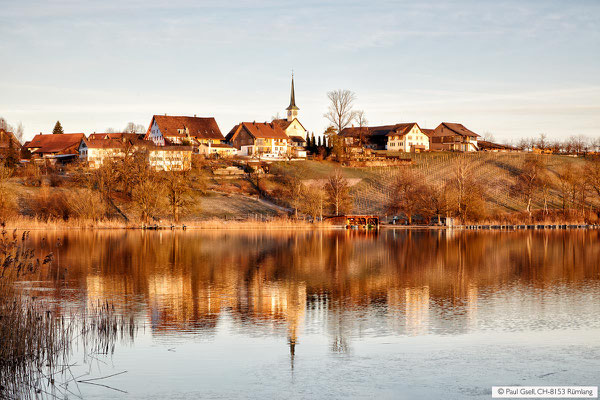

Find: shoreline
<box><xmin>4</xmin><ymin>219</ymin><xmax>599</xmax><ymax>231</ymax></box>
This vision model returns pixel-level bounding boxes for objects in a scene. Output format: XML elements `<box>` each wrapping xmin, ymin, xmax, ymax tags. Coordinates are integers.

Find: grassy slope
<box><xmin>3</xmin><ymin>153</ymin><xmax>594</xmax><ymax>224</ymax></box>
<box><xmin>273</xmin><ymin>153</ymin><xmax>593</xmax><ymax>216</ymax></box>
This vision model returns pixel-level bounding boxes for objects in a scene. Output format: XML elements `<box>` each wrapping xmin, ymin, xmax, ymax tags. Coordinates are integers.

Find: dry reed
<box><xmin>0</xmin><ymin>224</ymin><xmax>137</xmax><ymax>399</ymax></box>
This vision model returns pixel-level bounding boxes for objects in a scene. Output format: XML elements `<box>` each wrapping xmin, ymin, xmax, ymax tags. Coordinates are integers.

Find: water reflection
<box><xmin>24</xmin><ymin>229</ymin><xmax>600</xmax><ymax>349</ymax></box>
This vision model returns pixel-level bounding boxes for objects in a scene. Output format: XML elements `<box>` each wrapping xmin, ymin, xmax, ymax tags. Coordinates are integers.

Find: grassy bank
<box><xmin>2</xmin><ymin>154</ymin><xmax>600</xmax><ymax>227</ymax></box>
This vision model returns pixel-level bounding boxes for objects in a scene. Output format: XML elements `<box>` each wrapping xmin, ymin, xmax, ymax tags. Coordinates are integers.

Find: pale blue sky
<box><xmin>1</xmin><ymin>0</ymin><xmax>599</xmax><ymax>142</ymax></box>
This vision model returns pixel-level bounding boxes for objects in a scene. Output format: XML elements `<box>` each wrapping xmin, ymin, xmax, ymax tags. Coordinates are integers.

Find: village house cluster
<box><xmin>1</xmin><ymin>76</ymin><xmax>516</xmax><ymax>171</ymax></box>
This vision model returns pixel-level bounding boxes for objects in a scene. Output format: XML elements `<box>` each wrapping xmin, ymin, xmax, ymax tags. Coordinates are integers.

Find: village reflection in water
<box><xmin>25</xmin><ymin>229</ymin><xmax>600</xmax><ymax>361</ymax></box>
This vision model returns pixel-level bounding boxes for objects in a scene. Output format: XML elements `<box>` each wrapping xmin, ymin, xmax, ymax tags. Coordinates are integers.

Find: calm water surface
<box><xmin>21</xmin><ymin>229</ymin><xmax>600</xmax><ymax>399</ymax></box>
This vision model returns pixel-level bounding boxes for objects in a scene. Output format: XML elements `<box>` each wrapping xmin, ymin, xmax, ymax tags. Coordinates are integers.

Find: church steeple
<box><xmin>286</xmin><ymin>72</ymin><xmax>299</xmax><ymax>122</ymax></box>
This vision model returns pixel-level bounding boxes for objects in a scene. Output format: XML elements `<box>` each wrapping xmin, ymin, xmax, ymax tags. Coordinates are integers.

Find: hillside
<box><xmin>271</xmin><ymin>153</ymin><xmax>595</xmax><ymax>216</ymax></box>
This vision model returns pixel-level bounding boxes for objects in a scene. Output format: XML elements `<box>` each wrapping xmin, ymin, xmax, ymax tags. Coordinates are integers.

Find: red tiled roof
<box><xmin>272</xmin><ymin>119</ymin><xmax>293</xmax><ymax>130</ymax></box>
<box><xmin>147</xmin><ymin>115</ymin><xmax>224</xmax><ymax>140</ymax></box>
<box><xmin>25</xmin><ymin>133</ymin><xmax>86</xmax><ymax>154</ymax></box>
<box><xmin>226</xmin><ymin>122</ymin><xmax>289</xmax><ymax>141</ymax></box>
<box><xmin>88</xmin><ymin>133</ymin><xmax>108</xmax><ymax>140</ymax></box>
<box><xmin>421</xmin><ymin>129</ymin><xmax>435</xmax><ymax>137</ymax></box>
<box><xmin>85</xmin><ymin>139</ymin><xmax>127</xmax><ymax>149</ymax></box>
<box><xmin>438</xmin><ymin>122</ymin><xmax>480</xmax><ymax>138</ymax></box>
<box><xmin>272</xmin><ymin>118</ymin><xmax>308</xmax><ymax>134</ymax></box>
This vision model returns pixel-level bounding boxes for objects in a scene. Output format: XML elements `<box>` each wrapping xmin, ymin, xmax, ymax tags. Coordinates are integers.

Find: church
<box><xmin>272</xmin><ymin>74</ymin><xmax>308</xmax><ymax>158</ymax></box>
<box><xmin>226</xmin><ymin>74</ymin><xmax>308</xmax><ymax>159</ymax></box>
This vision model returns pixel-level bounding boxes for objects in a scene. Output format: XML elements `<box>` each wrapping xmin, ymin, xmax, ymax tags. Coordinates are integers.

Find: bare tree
<box><xmin>587</xmin><ymin>158</ymin><xmax>600</xmax><ymax>204</ymax></box>
<box><xmin>325</xmin><ymin>169</ymin><xmax>351</xmax><ymax>216</ymax></box>
<box><xmin>354</xmin><ymin>110</ymin><xmax>368</xmax><ymax>147</ymax></box>
<box><xmin>446</xmin><ymin>157</ymin><xmax>487</xmax><ymax>223</ymax></box>
<box><xmin>513</xmin><ymin>156</ymin><xmax>548</xmax><ymax>218</ymax></box>
<box><xmin>482</xmin><ymin>132</ymin><xmax>495</xmax><ymax>142</ymax></box>
<box><xmin>279</xmin><ymin>166</ymin><xmax>309</xmax><ymax>218</ymax></box>
<box><xmin>163</xmin><ymin>169</ymin><xmax>192</xmax><ymax>223</ymax></box>
<box><xmin>302</xmin><ymin>182</ymin><xmax>326</xmax><ymax>221</ymax></box>
<box><xmin>132</xmin><ymin>170</ymin><xmax>165</xmax><ymax>224</ymax></box>
<box><xmin>556</xmin><ymin>166</ymin><xmax>574</xmax><ymax>211</ymax></box>
<box><xmin>15</xmin><ymin>123</ymin><xmax>24</xmax><ymax>144</ymax></box>
<box><xmin>0</xmin><ymin>117</ymin><xmax>15</xmax><ymax>133</ymax></box>
<box><xmin>387</xmin><ymin>169</ymin><xmax>429</xmax><ymax>225</ymax></box>
<box><xmin>425</xmin><ymin>184</ymin><xmax>449</xmax><ymax>224</ymax></box>
<box><xmin>124</xmin><ymin>122</ymin><xmax>146</xmax><ymax>134</ymax></box>
<box><xmin>568</xmin><ymin>135</ymin><xmax>588</xmax><ymax>155</ymax></box>
<box><xmin>324</xmin><ymin>89</ymin><xmax>357</xmax><ymax>134</ymax></box>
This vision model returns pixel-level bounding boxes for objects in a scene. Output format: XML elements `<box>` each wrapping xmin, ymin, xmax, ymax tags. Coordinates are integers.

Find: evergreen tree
<box><xmin>310</xmin><ymin>132</ymin><xmax>316</xmax><ymax>153</ymax></box>
<box><xmin>52</xmin><ymin>121</ymin><xmax>64</xmax><ymax>135</ymax></box>
<box><xmin>317</xmin><ymin>136</ymin><xmax>322</xmax><ymax>147</ymax></box>
<box><xmin>306</xmin><ymin>132</ymin><xmax>311</xmax><ymax>148</ymax></box>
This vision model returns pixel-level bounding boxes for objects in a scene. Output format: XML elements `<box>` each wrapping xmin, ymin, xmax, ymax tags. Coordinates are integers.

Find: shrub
<box><xmin>28</xmin><ymin>187</ymin><xmax>71</xmax><ymax>220</ymax></box>
<box><xmin>66</xmin><ymin>189</ymin><xmax>108</xmax><ymax>221</ymax></box>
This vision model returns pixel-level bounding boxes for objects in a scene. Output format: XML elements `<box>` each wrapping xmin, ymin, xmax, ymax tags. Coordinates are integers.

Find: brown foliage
<box><xmin>446</xmin><ymin>158</ymin><xmax>488</xmax><ymax>223</ymax></box>
<box><xmin>387</xmin><ymin>169</ymin><xmax>431</xmax><ymax>225</ymax></box>
<box><xmin>325</xmin><ymin>169</ymin><xmax>352</xmax><ymax>216</ymax></box>
<box><xmin>512</xmin><ymin>156</ymin><xmax>549</xmax><ymax>217</ymax></box>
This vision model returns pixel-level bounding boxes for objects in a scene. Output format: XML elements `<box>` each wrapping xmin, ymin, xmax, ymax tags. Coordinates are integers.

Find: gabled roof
<box><xmin>226</xmin><ymin>122</ymin><xmax>289</xmax><ymax>142</ymax></box>
<box><xmin>272</xmin><ymin>119</ymin><xmax>293</xmax><ymax>130</ymax></box>
<box><xmin>340</xmin><ymin>123</ymin><xmax>421</xmax><ymax>138</ymax></box>
<box><xmin>272</xmin><ymin>118</ymin><xmax>307</xmax><ymax>134</ymax></box>
<box><xmin>24</xmin><ymin>133</ymin><xmax>86</xmax><ymax>153</ymax></box>
<box><xmin>0</xmin><ymin>129</ymin><xmax>21</xmax><ymax>149</ymax></box>
<box><xmin>84</xmin><ymin>139</ymin><xmax>127</xmax><ymax>149</ymax></box>
<box><xmin>421</xmin><ymin>129</ymin><xmax>435</xmax><ymax>137</ymax></box>
<box><xmin>146</xmin><ymin>115</ymin><xmax>224</xmax><ymax>140</ymax></box>
<box><xmin>89</xmin><ymin>132</ymin><xmax>143</xmax><ymax>141</ymax></box>
<box><xmin>437</xmin><ymin>122</ymin><xmax>480</xmax><ymax>138</ymax></box>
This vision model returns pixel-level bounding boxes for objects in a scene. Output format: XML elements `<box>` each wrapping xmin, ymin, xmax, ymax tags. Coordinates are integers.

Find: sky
<box><xmin>1</xmin><ymin>0</ymin><xmax>599</xmax><ymax>143</ymax></box>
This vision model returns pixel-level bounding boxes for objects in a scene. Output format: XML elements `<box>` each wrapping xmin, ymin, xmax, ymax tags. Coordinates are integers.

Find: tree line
<box><xmin>387</xmin><ymin>155</ymin><xmax>600</xmax><ymax>225</ymax></box>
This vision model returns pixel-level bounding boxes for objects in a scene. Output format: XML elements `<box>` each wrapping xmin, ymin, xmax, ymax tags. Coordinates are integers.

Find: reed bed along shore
<box><xmin>5</xmin><ymin>212</ymin><xmax>598</xmax><ymax>231</ymax></box>
<box><xmin>0</xmin><ymin>226</ymin><xmax>137</xmax><ymax>399</ymax></box>
<box><xmin>4</xmin><ymin>216</ymin><xmax>343</xmax><ymax>230</ymax></box>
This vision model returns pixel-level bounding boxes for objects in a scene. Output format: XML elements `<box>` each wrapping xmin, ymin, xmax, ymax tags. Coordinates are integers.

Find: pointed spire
<box><xmin>286</xmin><ymin>71</ymin><xmax>299</xmax><ymax>111</ymax></box>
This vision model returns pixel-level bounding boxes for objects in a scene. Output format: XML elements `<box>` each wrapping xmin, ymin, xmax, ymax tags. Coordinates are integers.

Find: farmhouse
<box><xmin>197</xmin><ymin>142</ymin><xmax>237</xmax><ymax>157</ymax></box>
<box><xmin>145</xmin><ymin>115</ymin><xmax>225</xmax><ymax>148</ymax></box>
<box><xmin>226</xmin><ymin>122</ymin><xmax>290</xmax><ymax>158</ymax></box>
<box><xmin>430</xmin><ymin>122</ymin><xmax>479</xmax><ymax>152</ymax></box>
<box><xmin>340</xmin><ymin>123</ymin><xmax>430</xmax><ymax>152</ymax></box>
<box><xmin>24</xmin><ymin>133</ymin><xmax>86</xmax><ymax>162</ymax></box>
<box><xmin>79</xmin><ymin>139</ymin><xmax>129</xmax><ymax>168</ymax></box>
<box><xmin>146</xmin><ymin>144</ymin><xmax>193</xmax><ymax>171</ymax></box>
<box><xmin>80</xmin><ymin>137</ymin><xmax>192</xmax><ymax>171</ymax></box>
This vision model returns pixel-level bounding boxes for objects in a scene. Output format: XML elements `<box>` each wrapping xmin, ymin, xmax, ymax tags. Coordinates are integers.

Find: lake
<box><xmin>19</xmin><ymin>229</ymin><xmax>600</xmax><ymax>399</ymax></box>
